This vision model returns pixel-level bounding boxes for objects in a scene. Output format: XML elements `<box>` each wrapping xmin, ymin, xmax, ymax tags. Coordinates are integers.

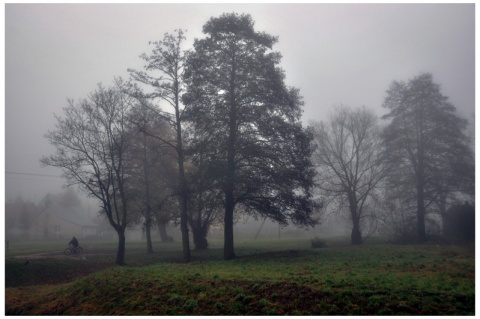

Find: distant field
<box><xmin>5</xmin><ymin>237</ymin><xmax>475</xmax><ymax>315</ymax></box>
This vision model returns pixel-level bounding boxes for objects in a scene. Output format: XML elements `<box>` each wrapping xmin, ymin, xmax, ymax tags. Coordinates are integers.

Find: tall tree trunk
<box><xmin>224</xmin><ymin>114</ymin><xmax>236</xmax><ymax>257</ymax></box>
<box><xmin>116</xmin><ymin>229</ymin><xmax>126</xmax><ymax>266</ymax></box>
<box><xmin>178</xmin><ymin>160</ymin><xmax>190</xmax><ymax>261</ymax></box>
<box><xmin>348</xmin><ymin>192</ymin><xmax>363</xmax><ymax>245</ymax></box>
<box><xmin>145</xmin><ymin>216</ymin><xmax>153</xmax><ymax>253</ymax></box>
<box><xmin>224</xmin><ymin>52</ymin><xmax>237</xmax><ymax>260</ymax></box>
<box><xmin>175</xmin><ymin>82</ymin><xmax>191</xmax><ymax>263</ymax></box>
<box><xmin>416</xmin><ymin>108</ymin><xmax>427</xmax><ymax>243</ymax></box>
<box><xmin>143</xmin><ymin>131</ymin><xmax>153</xmax><ymax>253</ymax></box>
<box><xmin>192</xmin><ymin>193</ymin><xmax>208</xmax><ymax>250</ymax></box>
<box><xmin>224</xmin><ymin>194</ymin><xmax>235</xmax><ymax>259</ymax></box>
<box><xmin>416</xmin><ymin>148</ymin><xmax>427</xmax><ymax>243</ymax></box>
<box><xmin>416</xmin><ymin>182</ymin><xmax>427</xmax><ymax>243</ymax></box>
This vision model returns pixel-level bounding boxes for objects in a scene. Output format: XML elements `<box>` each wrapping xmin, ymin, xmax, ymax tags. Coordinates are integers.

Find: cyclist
<box><xmin>69</xmin><ymin>236</ymin><xmax>79</xmax><ymax>249</ymax></box>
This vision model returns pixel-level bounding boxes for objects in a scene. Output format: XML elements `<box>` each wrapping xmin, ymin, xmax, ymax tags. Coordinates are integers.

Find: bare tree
<box><xmin>128</xmin><ymin>30</ymin><xmax>191</xmax><ymax>262</ymax></box>
<box><xmin>41</xmin><ymin>79</ymin><xmax>134</xmax><ymax>265</ymax></box>
<box><xmin>312</xmin><ymin>106</ymin><xmax>389</xmax><ymax>244</ymax></box>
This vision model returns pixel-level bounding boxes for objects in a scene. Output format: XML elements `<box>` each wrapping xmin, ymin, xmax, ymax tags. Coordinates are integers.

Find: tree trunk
<box><xmin>156</xmin><ymin>219</ymin><xmax>169</xmax><ymax>242</ymax></box>
<box><xmin>142</xmin><ymin>131</ymin><xmax>153</xmax><ymax>254</ymax></box>
<box><xmin>415</xmin><ymin>156</ymin><xmax>427</xmax><ymax>243</ymax></box>
<box><xmin>193</xmin><ymin>186</ymin><xmax>208</xmax><ymax>250</ymax></box>
<box><xmin>416</xmin><ymin>110</ymin><xmax>427</xmax><ymax>244</ymax></box>
<box><xmin>145</xmin><ymin>217</ymin><xmax>153</xmax><ymax>253</ymax></box>
<box><xmin>351</xmin><ymin>218</ymin><xmax>362</xmax><ymax>245</ymax></box>
<box><xmin>179</xmin><ymin>192</ymin><xmax>190</xmax><ymax>261</ymax></box>
<box><xmin>416</xmin><ymin>184</ymin><xmax>427</xmax><ymax>243</ymax></box>
<box><xmin>224</xmin><ymin>53</ymin><xmax>237</xmax><ymax>260</ymax></box>
<box><xmin>348</xmin><ymin>192</ymin><xmax>363</xmax><ymax>245</ymax></box>
<box><xmin>224</xmin><ymin>129</ymin><xmax>236</xmax><ymax>258</ymax></box>
<box><xmin>224</xmin><ymin>196</ymin><xmax>235</xmax><ymax>259</ymax></box>
<box><xmin>116</xmin><ymin>229</ymin><xmax>126</xmax><ymax>266</ymax></box>
<box><xmin>191</xmin><ymin>222</ymin><xmax>208</xmax><ymax>250</ymax></box>
<box><xmin>175</xmin><ymin>96</ymin><xmax>191</xmax><ymax>263</ymax></box>
<box><xmin>224</xmin><ymin>115</ymin><xmax>236</xmax><ymax>258</ymax></box>
<box><xmin>192</xmin><ymin>226</ymin><xmax>209</xmax><ymax>250</ymax></box>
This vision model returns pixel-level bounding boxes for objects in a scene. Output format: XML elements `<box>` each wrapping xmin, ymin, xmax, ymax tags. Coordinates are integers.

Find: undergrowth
<box><xmin>5</xmin><ymin>241</ymin><xmax>475</xmax><ymax>315</ymax></box>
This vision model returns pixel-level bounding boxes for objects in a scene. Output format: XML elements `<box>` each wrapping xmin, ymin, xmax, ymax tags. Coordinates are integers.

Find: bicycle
<box><xmin>64</xmin><ymin>245</ymin><xmax>83</xmax><ymax>256</ymax></box>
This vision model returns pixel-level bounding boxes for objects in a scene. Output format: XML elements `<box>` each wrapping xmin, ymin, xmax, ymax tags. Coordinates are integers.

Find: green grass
<box><xmin>5</xmin><ymin>237</ymin><xmax>475</xmax><ymax>315</ymax></box>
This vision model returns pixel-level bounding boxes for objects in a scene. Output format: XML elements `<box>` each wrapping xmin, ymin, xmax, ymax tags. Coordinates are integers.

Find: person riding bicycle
<box><xmin>69</xmin><ymin>236</ymin><xmax>79</xmax><ymax>249</ymax></box>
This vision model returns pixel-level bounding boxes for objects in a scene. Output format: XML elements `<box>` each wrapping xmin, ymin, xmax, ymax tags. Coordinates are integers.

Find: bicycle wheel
<box><xmin>64</xmin><ymin>248</ymin><xmax>72</xmax><ymax>256</ymax></box>
<box><xmin>75</xmin><ymin>246</ymin><xmax>83</xmax><ymax>256</ymax></box>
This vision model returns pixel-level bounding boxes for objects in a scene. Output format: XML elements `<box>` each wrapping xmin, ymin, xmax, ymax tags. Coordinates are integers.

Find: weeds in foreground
<box><xmin>5</xmin><ymin>241</ymin><xmax>475</xmax><ymax>315</ymax></box>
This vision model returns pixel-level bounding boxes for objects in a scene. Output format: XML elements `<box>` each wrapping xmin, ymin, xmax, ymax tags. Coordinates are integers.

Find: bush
<box><xmin>183</xmin><ymin>299</ymin><xmax>197</xmax><ymax>312</ymax></box>
<box><xmin>444</xmin><ymin>203</ymin><xmax>475</xmax><ymax>244</ymax></box>
<box><xmin>311</xmin><ymin>237</ymin><xmax>327</xmax><ymax>249</ymax></box>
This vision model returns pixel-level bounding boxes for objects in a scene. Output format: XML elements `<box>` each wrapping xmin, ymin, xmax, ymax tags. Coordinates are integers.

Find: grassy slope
<box><xmin>5</xmin><ymin>239</ymin><xmax>475</xmax><ymax>315</ymax></box>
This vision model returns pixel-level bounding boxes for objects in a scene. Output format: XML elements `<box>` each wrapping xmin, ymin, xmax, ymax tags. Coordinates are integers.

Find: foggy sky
<box><xmin>4</xmin><ymin>3</ymin><xmax>475</xmax><ymax>203</ymax></box>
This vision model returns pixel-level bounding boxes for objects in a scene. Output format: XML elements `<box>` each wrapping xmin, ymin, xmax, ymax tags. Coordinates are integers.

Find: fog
<box><xmin>4</xmin><ymin>4</ymin><xmax>475</xmax><ymax>238</ymax></box>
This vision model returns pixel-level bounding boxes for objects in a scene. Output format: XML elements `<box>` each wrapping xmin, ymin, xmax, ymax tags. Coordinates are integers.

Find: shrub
<box><xmin>444</xmin><ymin>203</ymin><xmax>475</xmax><ymax>243</ymax></box>
<box><xmin>183</xmin><ymin>299</ymin><xmax>198</xmax><ymax>312</ymax></box>
<box><xmin>311</xmin><ymin>237</ymin><xmax>327</xmax><ymax>249</ymax></box>
<box><xmin>230</xmin><ymin>302</ymin><xmax>244</xmax><ymax>314</ymax></box>
<box><xmin>259</xmin><ymin>298</ymin><xmax>269</xmax><ymax>307</ymax></box>
<box><xmin>169</xmin><ymin>294</ymin><xmax>181</xmax><ymax>304</ymax></box>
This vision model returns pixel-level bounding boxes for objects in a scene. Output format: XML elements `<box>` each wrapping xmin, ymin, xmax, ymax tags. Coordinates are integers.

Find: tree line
<box><xmin>41</xmin><ymin>13</ymin><xmax>474</xmax><ymax>265</ymax></box>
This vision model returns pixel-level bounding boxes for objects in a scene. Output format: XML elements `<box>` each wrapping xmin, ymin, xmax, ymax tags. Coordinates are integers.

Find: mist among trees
<box><xmin>41</xmin><ymin>13</ymin><xmax>474</xmax><ymax>265</ymax></box>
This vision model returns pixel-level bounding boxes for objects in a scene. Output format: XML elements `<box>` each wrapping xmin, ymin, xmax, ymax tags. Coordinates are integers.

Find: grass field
<box><xmin>4</xmin><ymin>237</ymin><xmax>475</xmax><ymax>315</ymax></box>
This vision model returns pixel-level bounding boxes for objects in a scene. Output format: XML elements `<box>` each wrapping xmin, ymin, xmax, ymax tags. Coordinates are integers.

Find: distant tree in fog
<box><xmin>5</xmin><ymin>197</ymin><xmax>36</xmax><ymax>240</ymax></box>
<box><xmin>18</xmin><ymin>204</ymin><xmax>31</xmax><ymax>235</ymax></box>
<box><xmin>382</xmin><ymin>73</ymin><xmax>474</xmax><ymax>243</ymax></box>
<box><xmin>126</xmin><ymin>104</ymin><xmax>178</xmax><ymax>253</ymax></box>
<box><xmin>41</xmin><ymin>79</ymin><xmax>133</xmax><ymax>266</ymax></box>
<box><xmin>312</xmin><ymin>106</ymin><xmax>389</xmax><ymax>245</ymax></box>
<box><xmin>47</xmin><ymin>187</ymin><xmax>82</xmax><ymax>207</ymax></box>
<box><xmin>183</xmin><ymin>13</ymin><xmax>318</xmax><ymax>259</ymax></box>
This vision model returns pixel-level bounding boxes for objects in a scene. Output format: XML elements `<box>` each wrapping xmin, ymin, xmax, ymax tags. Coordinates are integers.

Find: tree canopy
<box><xmin>41</xmin><ymin>14</ymin><xmax>474</xmax><ymax>266</ymax></box>
<box><xmin>42</xmin><ymin>80</ymin><xmax>133</xmax><ymax>265</ymax></box>
<box><xmin>183</xmin><ymin>13</ymin><xmax>318</xmax><ymax>259</ymax></box>
<box><xmin>382</xmin><ymin>73</ymin><xmax>474</xmax><ymax>243</ymax></box>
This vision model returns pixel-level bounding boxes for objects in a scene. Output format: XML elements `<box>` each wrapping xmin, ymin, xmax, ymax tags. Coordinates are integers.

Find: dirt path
<box><xmin>7</xmin><ymin>249</ymin><xmax>144</xmax><ymax>260</ymax></box>
<box><xmin>10</xmin><ymin>251</ymin><xmax>86</xmax><ymax>260</ymax></box>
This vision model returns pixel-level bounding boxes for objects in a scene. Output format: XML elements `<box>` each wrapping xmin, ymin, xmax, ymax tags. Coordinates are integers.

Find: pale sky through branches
<box><xmin>4</xmin><ymin>3</ymin><xmax>475</xmax><ymax>203</ymax></box>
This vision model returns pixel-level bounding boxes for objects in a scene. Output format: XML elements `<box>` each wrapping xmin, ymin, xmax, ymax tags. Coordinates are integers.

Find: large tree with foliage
<box><xmin>128</xmin><ymin>30</ymin><xmax>191</xmax><ymax>262</ymax></box>
<box><xmin>183</xmin><ymin>13</ymin><xmax>318</xmax><ymax>259</ymax></box>
<box><xmin>311</xmin><ymin>106</ymin><xmax>389</xmax><ymax>245</ymax></box>
<box><xmin>42</xmin><ymin>80</ymin><xmax>134</xmax><ymax>265</ymax></box>
<box><xmin>382</xmin><ymin>73</ymin><xmax>474</xmax><ymax>243</ymax></box>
